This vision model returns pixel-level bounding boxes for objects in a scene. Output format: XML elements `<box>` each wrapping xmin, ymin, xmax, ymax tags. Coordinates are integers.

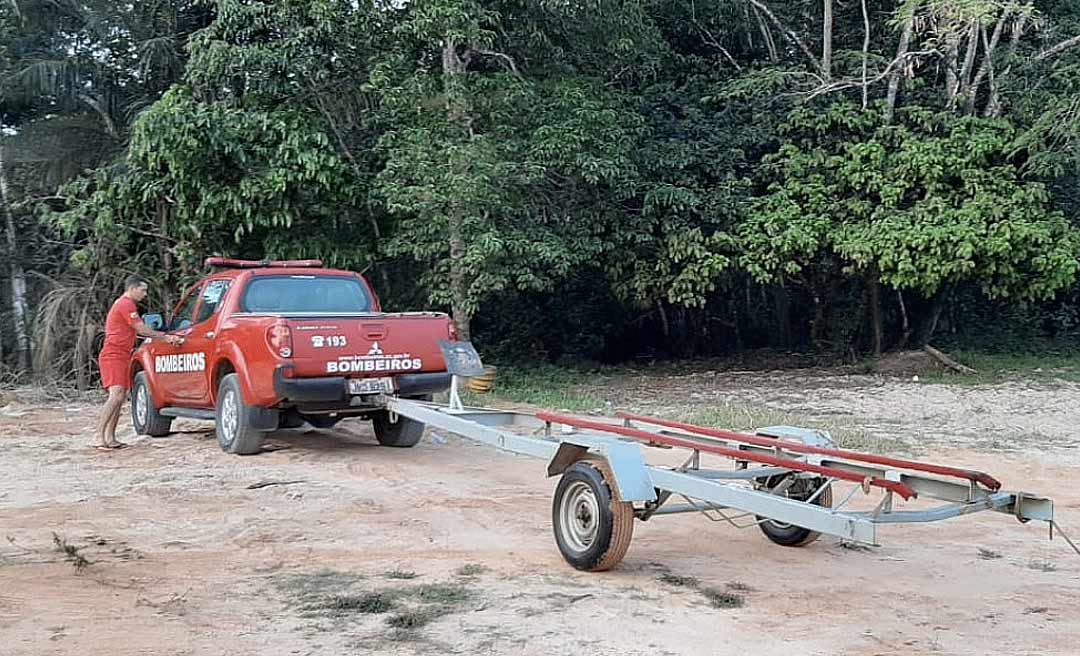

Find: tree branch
<box><xmin>1036</xmin><ymin>33</ymin><xmax>1080</xmax><ymax>61</ymax></box>
<box><xmin>746</xmin><ymin>0</ymin><xmax>825</xmax><ymax>74</ymax></box>
<box><xmin>473</xmin><ymin>48</ymin><xmax>520</xmax><ymax>75</ymax></box>
<box><xmin>690</xmin><ymin>0</ymin><xmax>742</xmax><ymax>71</ymax></box>
<box><xmin>76</xmin><ymin>93</ymin><xmax>118</xmax><ymax>139</ymax></box>
<box><xmin>809</xmin><ymin>49</ymin><xmax>940</xmax><ymax>102</ymax></box>
<box><xmin>752</xmin><ymin>5</ymin><xmax>778</xmax><ymax>62</ymax></box>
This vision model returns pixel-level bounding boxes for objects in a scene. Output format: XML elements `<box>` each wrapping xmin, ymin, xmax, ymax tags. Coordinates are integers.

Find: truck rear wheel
<box><xmin>131</xmin><ymin>371</ymin><xmax>173</xmax><ymax>437</ymax></box>
<box><xmin>216</xmin><ymin>374</ymin><xmax>264</xmax><ymax>455</ymax></box>
<box><xmin>552</xmin><ymin>459</ymin><xmax>635</xmax><ymax>572</ymax></box>
<box><xmin>372</xmin><ymin>394</ymin><xmax>429</xmax><ymax>448</ymax></box>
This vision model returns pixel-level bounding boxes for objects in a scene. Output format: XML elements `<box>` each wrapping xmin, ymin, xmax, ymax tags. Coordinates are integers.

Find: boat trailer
<box><xmin>382</xmin><ymin>344</ymin><xmax>1079</xmax><ymax>572</ymax></box>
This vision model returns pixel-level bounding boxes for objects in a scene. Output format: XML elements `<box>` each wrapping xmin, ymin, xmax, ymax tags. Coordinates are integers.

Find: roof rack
<box><xmin>204</xmin><ymin>257</ymin><xmax>324</xmax><ymax>269</ymax></box>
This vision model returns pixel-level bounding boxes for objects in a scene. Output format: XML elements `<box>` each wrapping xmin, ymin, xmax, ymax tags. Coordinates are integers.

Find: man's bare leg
<box><xmin>105</xmin><ymin>388</ymin><xmax>127</xmax><ymax>446</ymax></box>
<box><xmin>95</xmin><ymin>386</ymin><xmax>127</xmax><ymax>448</ymax></box>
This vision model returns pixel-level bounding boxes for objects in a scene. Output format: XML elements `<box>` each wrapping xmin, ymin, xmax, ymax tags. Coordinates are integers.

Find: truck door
<box><xmin>185</xmin><ymin>279</ymin><xmax>233</xmax><ymax>405</ymax></box>
<box><xmin>153</xmin><ymin>284</ymin><xmax>203</xmax><ymax>405</ymax></box>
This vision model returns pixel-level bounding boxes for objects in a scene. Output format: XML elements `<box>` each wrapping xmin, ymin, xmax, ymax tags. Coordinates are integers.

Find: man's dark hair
<box><xmin>124</xmin><ymin>274</ymin><xmax>149</xmax><ymax>290</ymax></box>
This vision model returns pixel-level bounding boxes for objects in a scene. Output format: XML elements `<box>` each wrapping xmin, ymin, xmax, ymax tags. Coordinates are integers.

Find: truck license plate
<box><xmin>348</xmin><ymin>377</ymin><xmax>394</xmax><ymax>395</ymax></box>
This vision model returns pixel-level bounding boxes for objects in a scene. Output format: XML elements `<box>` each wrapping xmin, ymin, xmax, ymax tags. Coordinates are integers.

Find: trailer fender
<box><xmin>547</xmin><ymin>439</ymin><xmax>657</xmax><ymax>503</ymax></box>
<box><xmin>757</xmin><ymin>425</ymin><xmax>836</xmax><ymax>449</ymax></box>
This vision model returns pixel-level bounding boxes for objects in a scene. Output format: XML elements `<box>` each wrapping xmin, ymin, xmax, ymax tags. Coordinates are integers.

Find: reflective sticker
<box><xmin>154</xmin><ymin>352</ymin><xmax>207</xmax><ymax>373</ymax></box>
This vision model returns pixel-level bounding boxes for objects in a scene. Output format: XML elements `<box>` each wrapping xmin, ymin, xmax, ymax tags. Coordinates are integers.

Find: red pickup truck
<box><xmin>128</xmin><ymin>258</ymin><xmax>454</xmax><ymax>455</ymax></box>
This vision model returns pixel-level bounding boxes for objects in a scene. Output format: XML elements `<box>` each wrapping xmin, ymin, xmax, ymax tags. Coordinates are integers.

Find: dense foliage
<box><xmin>2</xmin><ymin>0</ymin><xmax>1079</xmax><ymax>380</ymax></box>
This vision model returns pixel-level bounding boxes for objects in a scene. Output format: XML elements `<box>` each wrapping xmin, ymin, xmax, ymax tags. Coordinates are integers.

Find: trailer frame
<box><xmin>384</xmin><ymin>395</ymin><xmax>1069</xmax><ymax>571</ymax></box>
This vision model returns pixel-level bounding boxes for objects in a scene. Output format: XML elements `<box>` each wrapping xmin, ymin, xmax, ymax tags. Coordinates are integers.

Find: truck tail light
<box><xmin>266</xmin><ymin>322</ymin><xmax>293</xmax><ymax>358</ymax></box>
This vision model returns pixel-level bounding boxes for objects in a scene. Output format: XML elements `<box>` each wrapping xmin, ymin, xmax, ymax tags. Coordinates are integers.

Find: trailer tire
<box><xmin>131</xmin><ymin>372</ymin><xmax>173</xmax><ymax>437</ymax></box>
<box><xmin>215</xmin><ymin>374</ymin><xmax>264</xmax><ymax>455</ymax></box>
<box><xmin>552</xmin><ymin>459</ymin><xmax>635</xmax><ymax>572</ymax></box>
<box><xmin>757</xmin><ymin>477</ymin><xmax>833</xmax><ymax>547</ymax></box>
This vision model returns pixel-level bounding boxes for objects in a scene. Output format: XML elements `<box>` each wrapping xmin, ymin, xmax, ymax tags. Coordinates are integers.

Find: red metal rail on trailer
<box><xmin>536</xmin><ymin>412</ymin><xmax>919</xmax><ymax>500</ymax></box>
<box><xmin>615</xmin><ymin>412</ymin><xmax>1002</xmax><ymax>491</ymax></box>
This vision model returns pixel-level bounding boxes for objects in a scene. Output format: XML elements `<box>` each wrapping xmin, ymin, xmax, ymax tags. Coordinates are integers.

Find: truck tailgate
<box><xmin>287</xmin><ymin>313</ymin><xmax>451</xmax><ymax>378</ymax></box>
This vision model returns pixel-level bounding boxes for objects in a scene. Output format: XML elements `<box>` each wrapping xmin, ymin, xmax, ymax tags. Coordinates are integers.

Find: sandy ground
<box><xmin>1</xmin><ymin>371</ymin><xmax>1079</xmax><ymax>656</ymax></box>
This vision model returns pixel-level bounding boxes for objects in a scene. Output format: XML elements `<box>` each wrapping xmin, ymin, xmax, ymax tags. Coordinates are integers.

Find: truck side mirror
<box><xmin>143</xmin><ymin>313</ymin><xmax>165</xmax><ymax>331</ymax></box>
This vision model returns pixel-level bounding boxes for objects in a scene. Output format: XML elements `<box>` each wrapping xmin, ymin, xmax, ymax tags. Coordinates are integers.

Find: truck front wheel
<box><xmin>216</xmin><ymin>374</ymin><xmax>264</xmax><ymax>455</ymax></box>
<box><xmin>131</xmin><ymin>372</ymin><xmax>173</xmax><ymax>437</ymax></box>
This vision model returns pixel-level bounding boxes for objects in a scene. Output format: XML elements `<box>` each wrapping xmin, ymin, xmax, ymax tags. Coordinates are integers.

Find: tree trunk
<box><xmin>897</xmin><ymin>289</ymin><xmax>911</xmax><ymax>349</ymax></box>
<box><xmin>868</xmin><ymin>277</ymin><xmax>882</xmax><ymax>357</ymax></box>
<box><xmin>917</xmin><ymin>288</ymin><xmax>950</xmax><ymax>347</ymax></box>
<box><xmin>442</xmin><ymin>37</ymin><xmax>472</xmax><ymax>342</ymax></box>
<box><xmin>986</xmin><ymin>8</ymin><xmax>1029</xmax><ymax>118</ymax></box>
<box><xmin>965</xmin><ymin>11</ymin><xmax>1009</xmax><ymax>115</ymax></box>
<box><xmin>944</xmin><ymin>30</ymin><xmax>961</xmax><ymax>104</ymax></box>
<box><xmin>885</xmin><ymin>4</ymin><xmax>917</xmax><ymax>123</ymax></box>
<box><xmin>860</xmin><ymin>0</ymin><xmax>870</xmax><ymax>109</ymax></box>
<box><xmin>957</xmin><ymin>20</ymin><xmax>979</xmax><ymax>104</ymax></box>
<box><xmin>156</xmin><ymin>198</ymin><xmax>176</xmax><ymax>311</ymax></box>
<box><xmin>0</xmin><ymin>141</ymin><xmax>31</xmax><ymax>371</ymax></box>
<box><xmin>771</xmin><ymin>285</ymin><xmax>791</xmax><ymax>349</ymax></box>
<box><xmin>657</xmin><ymin>300</ymin><xmax>671</xmax><ymax>340</ymax></box>
<box><xmin>822</xmin><ymin>0</ymin><xmax>833</xmax><ymax>80</ymax></box>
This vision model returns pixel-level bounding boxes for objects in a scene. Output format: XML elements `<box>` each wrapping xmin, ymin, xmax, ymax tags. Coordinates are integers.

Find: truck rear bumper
<box><xmin>273</xmin><ymin>367</ymin><xmax>451</xmax><ymax>405</ymax></box>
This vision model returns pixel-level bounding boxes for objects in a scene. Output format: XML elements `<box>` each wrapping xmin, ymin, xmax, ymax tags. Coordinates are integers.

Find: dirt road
<box><xmin>1</xmin><ymin>373</ymin><xmax>1078</xmax><ymax>655</ymax></box>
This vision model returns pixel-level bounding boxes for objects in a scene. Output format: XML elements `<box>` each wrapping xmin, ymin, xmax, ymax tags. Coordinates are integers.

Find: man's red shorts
<box><xmin>98</xmin><ymin>355</ymin><xmax>130</xmax><ymax>390</ymax></box>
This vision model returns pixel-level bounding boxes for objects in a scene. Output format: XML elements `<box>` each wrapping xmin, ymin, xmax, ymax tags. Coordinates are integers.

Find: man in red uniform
<box><xmin>96</xmin><ymin>275</ymin><xmax>182</xmax><ymax>450</ymax></box>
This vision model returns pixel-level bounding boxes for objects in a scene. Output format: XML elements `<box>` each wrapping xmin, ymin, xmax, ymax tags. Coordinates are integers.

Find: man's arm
<box><xmin>133</xmin><ymin>321</ymin><xmax>183</xmax><ymax>345</ymax></box>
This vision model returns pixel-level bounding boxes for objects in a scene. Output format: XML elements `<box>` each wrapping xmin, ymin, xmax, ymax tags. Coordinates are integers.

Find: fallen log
<box><xmin>923</xmin><ymin>345</ymin><xmax>978</xmax><ymax>375</ymax></box>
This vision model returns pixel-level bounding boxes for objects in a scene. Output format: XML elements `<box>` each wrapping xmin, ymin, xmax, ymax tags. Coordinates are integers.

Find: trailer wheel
<box><xmin>552</xmin><ymin>459</ymin><xmax>635</xmax><ymax>572</ymax></box>
<box><xmin>757</xmin><ymin>476</ymin><xmax>833</xmax><ymax>547</ymax></box>
<box><xmin>216</xmin><ymin>374</ymin><xmax>264</xmax><ymax>455</ymax></box>
<box><xmin>131</xmin><ymin>372</ymin><xmax>173</xmax><ymax>437</ymax></box>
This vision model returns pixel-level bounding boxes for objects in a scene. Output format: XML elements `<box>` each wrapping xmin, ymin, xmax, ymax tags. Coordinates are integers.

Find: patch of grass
<box><xmin>1027</xmin><ymin>560</ymin><xmax>1058</xmax><ymax>572</ymax></box>
<box><xmin>276</xmin><ymin>571</ymin><xmax>473</xmax><ymax>640</ymax></box>
<box><xmin>384</xmin><ymin>569</ymin><xmax>419</xmax><ymax>580</ymax></box>
<box><xmin>52</xmin><ymin>533</ymin><xmax>90</xmax><ymax>572</ymax></box>
<box><xmin>977</xmin><ymin>547</ymin><xmax>1003</xmax><ymax>560</ymax></box>
<box><xmin>317</xmin><ymin>592</ymin><xmax>397</xmax><ymax>615</ymax></box>
<box><xmin>700</xmin><ymin>588</ymin><xmax>745</xmax><ymax>609</ymax></box>
<box><xmin>657</xmin><ymin>573</ymin><xmax>700</xmax><ymax>588</ymax></box>
<box><xmin>386</xmin><ymin>607</ymin><xmax>440</xmax><ymax>630</ymax></box>
<box><xmin>680</xmin><ymin>403</ymin><xmax>907</xmax><ymax>454</ymax></box>
<box><xmin>412</xmin><ymin>583</ymin><xmax>470</xmax><ymax>605</ymax></box>
<box><xmin>461</xmin><ymin>364</ymin><xmax>616</xmax><ymax>411</ymax></box>
<box><xmin>454</xmin><ymin>563</ymin><xmax>488</xmax><ymax>577</ymax></box>
<box><xmin>273</xmin><ymin>569</ymin><xmax>365</xmax><ymax>608</ymax></box>
<box><xmin>919</xmin><ymin>349</ymin><xmax>1080</xmax><ymax>385</ymax></box>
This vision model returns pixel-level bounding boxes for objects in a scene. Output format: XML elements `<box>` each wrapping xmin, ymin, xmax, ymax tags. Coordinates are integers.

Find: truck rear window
<box><xmin>241</xmin><ymin>275</ymin><xmax>373</xmax><ymax>314</ymax></box>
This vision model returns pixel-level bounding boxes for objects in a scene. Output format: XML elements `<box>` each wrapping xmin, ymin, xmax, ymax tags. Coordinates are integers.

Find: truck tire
<box><xmin>372</xmin><ymin>394</ymin><xmax>430</xmax><ymax>448</ymax></box>
<box><xmin>215</xmin><ymin>373</ymin><xmax>264</xmax><ymax>455</ymax></box>
<box><xmin>305</xmin><ymin>415</ymin><xmax>341</xmax><ymax>430</ymax></box>
<box><xmin>552</xmin><ymin>459</ymin><xmax>635</xmax><ymax>572</ymax></box>
<box><xmin>131</xmin><ymin>371</ymin><xmax>173</xmax><ymax>437</ymax></box>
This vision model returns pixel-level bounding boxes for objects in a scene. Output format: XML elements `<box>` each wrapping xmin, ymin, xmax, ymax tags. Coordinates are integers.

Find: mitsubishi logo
<box><xmin>367</xmin><ymin>341</ymin><xmax>384</xmax><ymax>356</ymax></box>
